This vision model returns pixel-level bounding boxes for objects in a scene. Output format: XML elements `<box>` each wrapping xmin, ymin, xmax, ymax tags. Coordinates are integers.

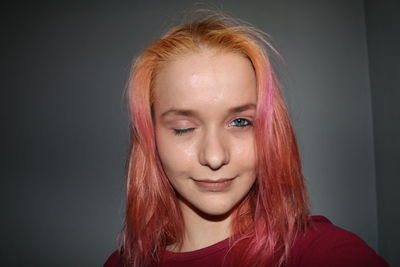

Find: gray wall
<box><xmin>365</xmin><ymin>1</ymin><xmax>400</xmax><ymax>266</ymax></box>
<box><xmin>2</xmin><ymin>1</ymin><xmax>395</xmax><ymax>266</ymax></box>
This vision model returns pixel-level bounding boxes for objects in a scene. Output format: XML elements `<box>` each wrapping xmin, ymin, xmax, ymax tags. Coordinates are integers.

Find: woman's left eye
<box><xmin>230</xmin><ymin>118</ymin><xmax>253</xmax><ymax>128</ymax></box>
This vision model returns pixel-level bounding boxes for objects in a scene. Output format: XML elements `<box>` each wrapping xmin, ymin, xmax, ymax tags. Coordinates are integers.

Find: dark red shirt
<box><xmin>104</xmin><ymin>216</ymin><xmax>388</xmax><ymax>266</ymax></box>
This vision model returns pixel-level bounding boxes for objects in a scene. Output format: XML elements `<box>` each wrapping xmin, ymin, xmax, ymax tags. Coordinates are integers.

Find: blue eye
<box><xmin>173</xmin><ymin>128</ymin><xmax>195</xmax><ymax>135</ymax></box>
<box><xmin>230</xmin><ymin>118</ymin><xmax>252</xmax><ymax>128</ymax></box>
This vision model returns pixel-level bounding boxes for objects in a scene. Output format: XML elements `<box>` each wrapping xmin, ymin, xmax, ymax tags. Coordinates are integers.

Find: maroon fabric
<box><xmin>104</xmin><ymin>216</ymin><xmax>388</xmax><ymax>267</ymax></box>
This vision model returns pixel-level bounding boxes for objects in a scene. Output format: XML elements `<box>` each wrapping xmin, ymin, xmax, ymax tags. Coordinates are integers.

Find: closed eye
<box><xmin>230</xmin><ymin>118</ymin><xmax>252</xmax><ymax>128</ymax></box>
<box><xmin>173</xmin><ymin>128</ymin><xmax>195</xmax><ymax>135</ymax></box>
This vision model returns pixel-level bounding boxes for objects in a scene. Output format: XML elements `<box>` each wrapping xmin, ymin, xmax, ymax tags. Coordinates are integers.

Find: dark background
<box><xmin>1</xmin><ymin>1</ymin><xmax>399</xmax><ymax>266</ymax></box>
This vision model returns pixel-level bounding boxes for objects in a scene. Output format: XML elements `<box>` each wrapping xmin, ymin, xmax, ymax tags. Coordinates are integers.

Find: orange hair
<box><xmin>120</xmin><ymin>11</ymin><xmax>309</xmax><ymax>267</ymax></box>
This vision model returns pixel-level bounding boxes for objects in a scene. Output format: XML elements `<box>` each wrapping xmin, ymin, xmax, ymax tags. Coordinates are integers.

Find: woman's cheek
<box><xmin>232</xmin><ymin>134</ymin><xmax>257</xmax><ymax>169</ymax></box>
<box><xmin>171</xmin><ymin>141</ymin><xmax>197</xmax><ymax>171</ymax></box>
<box><xmin>157</xmin><ymin>132</ymin><xmax>197</xmax><ymax>176</ymax></box>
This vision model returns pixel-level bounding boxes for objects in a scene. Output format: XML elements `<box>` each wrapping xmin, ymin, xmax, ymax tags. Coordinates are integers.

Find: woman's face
<box><xmin>153</xmin><ymin>50</ymin><xmax>257</xmax><ymax>217</ymax></box>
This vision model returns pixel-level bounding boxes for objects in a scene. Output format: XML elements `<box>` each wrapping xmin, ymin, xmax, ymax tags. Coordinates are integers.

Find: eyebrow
<box><xmin>160</xmin><ymin>103</ymin><xmax>256</xmax><ymax>118</ymax></box>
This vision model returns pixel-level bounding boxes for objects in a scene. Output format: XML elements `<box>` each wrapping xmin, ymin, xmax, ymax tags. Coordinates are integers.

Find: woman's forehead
<box><xmin>152</xmin><ymin>51</ymin><xmax>257</xmax><ymax>111</ymax></box>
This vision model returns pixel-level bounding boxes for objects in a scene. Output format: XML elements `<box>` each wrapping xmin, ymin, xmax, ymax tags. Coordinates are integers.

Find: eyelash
<box><xmin>173</xmin><ymin>128</ymin><xmax>195</xmax><ymax>136</ymax></box>
<box><xmin>173</xmin><ymin>118</ymin><xmax>253</xmax><ymax>136</ymax></box>
<box><xmin>230</xmin><ymin>118</ymin><xmax>253</xmax><ymax>128</ymax></box>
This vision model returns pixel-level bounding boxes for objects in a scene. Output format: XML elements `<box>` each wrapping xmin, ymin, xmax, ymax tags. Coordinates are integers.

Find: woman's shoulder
<box><xmin>289</xmin><ymin>215</ymin><xmax>388</xmax><ymax>266</ymax></box>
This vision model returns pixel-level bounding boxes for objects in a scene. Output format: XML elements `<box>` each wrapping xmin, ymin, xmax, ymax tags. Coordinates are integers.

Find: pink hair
<box><xmin>120</xmin><ymin>12</ymin><xmax>309</xmax><ymax>267</ymax></box>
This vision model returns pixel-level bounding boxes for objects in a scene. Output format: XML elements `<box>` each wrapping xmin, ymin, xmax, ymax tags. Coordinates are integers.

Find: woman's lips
<box><xmin>192</xmin><ymin>177</ymin><xmax>236</xmax><ymax>192</ymax></box>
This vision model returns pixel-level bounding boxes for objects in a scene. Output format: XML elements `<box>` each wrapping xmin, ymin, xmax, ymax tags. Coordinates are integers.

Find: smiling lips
<box><xmin>192</xmin><ymin>177</ymin><xmax>236</xmax><ymax>192</ymax></box>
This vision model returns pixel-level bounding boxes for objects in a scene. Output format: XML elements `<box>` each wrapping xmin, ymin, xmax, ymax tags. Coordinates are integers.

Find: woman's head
<box><xmin>123</xmin><ymin>12</ymin><xmax>309</xmax><ymax>266</ymax></box>
<box><xmin>153</xmin><ymin>49</ymin><xmax>258</xmax><ymax>217</ymax></box>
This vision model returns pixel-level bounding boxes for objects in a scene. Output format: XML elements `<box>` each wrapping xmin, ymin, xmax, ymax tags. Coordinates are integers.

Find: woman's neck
<box><xmin>168</xmin><ymin>200</ymin><xmax>232</xmax><ymax>252</ymax></box>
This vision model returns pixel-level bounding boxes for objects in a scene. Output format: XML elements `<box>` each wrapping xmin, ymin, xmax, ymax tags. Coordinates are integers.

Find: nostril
<box><xmin>199</xmin><ymin>148</ymin><xmax>229</xmax><ymax>170</ymax></box>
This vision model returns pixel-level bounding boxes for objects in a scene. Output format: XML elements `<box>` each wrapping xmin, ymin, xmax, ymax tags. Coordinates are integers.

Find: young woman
<box><xmin>104</xmin><ymin>12</ymin><xmax>388</xmax><ymax>267</ymax></box>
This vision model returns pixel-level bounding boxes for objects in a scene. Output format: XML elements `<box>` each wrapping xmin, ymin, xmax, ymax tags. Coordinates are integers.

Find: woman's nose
<box><xmin>198</xmin><ymin>129</ymin><xmax>230</xmax><ymax>170</ymax></box>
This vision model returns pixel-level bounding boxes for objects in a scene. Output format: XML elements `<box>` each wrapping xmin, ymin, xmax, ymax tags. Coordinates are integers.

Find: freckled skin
<box><xmin>153</xmin><ymin>50</ymin><xmax>257</xmax><ymax>218</ymax></box>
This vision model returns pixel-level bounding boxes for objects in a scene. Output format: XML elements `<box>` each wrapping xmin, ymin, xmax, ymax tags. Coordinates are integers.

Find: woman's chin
<box><xmin>180</xmin><ymin>197</ymin><xmax>238</xmax><ymax>220</ymax></box>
